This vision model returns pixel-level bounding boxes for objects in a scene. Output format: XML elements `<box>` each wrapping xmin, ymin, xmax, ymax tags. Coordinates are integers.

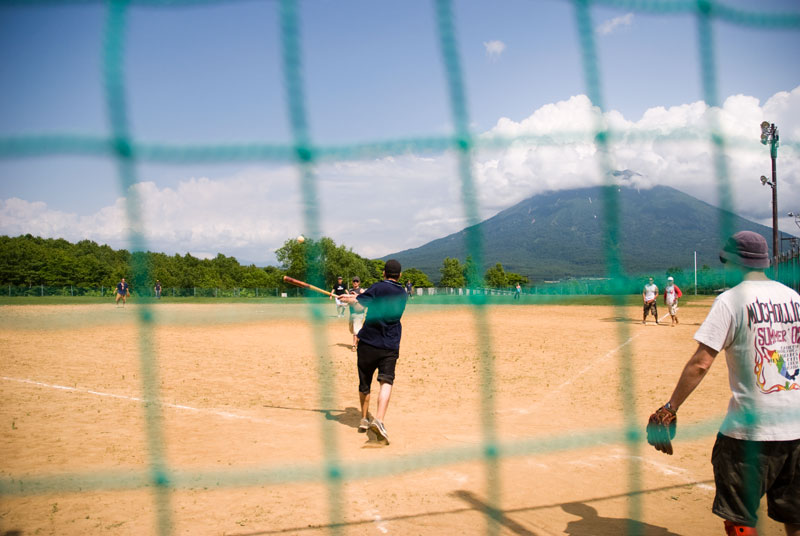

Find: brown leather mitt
<box><xmin>646</xmin><ymin>405</ymin><xmax>677</xmax><ymax>455</ymax></box>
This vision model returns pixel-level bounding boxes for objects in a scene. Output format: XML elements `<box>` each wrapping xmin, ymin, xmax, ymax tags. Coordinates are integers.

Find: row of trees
<box><xmin>439</xmin><ymin>257</ymin><xmax>528</xmax><ymax>288</ymax></box>
<box><xmin>0</xmin><ymin>235</ymin><xmax>286</xmax><ymax>291</ymax></box>
<box><xmin>0</xmin><ymin>235</ymin><xmax>529</xmax><ymax>292</ymax></box>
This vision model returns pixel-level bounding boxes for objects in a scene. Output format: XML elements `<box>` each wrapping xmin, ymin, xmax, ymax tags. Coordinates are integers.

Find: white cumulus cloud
<box><xmin>1</xmin><ymin>87</ymin><xmax>798</xmax><ymax>263</ymax></box>
<box><xmin>477</xmin><ymin>87</ymin><xmax>800</xmax><ymax>233</ymax></box>
<box><xmin>483</xmin><ymin>40</ymin><xmax>506</xmax><ymax>60</ymax></box>
<box><xmin>597</xmin><ymin>13</ymin><xmax>634</xmax><ymax>36</ymax></box>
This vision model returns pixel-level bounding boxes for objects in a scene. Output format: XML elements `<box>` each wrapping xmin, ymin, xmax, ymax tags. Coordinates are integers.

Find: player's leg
<box><xmin>352</xmin><ymin>314</ymin><xmax>364</xmax><ymax>351</ymax></box>
<box><xmin>370</xmin><ymin>381</ymin><xmax>392</xmax><ymax>444</ymax></box>
<box><xmin>374</xmin><ymin>381</ymin><xmax>393</xmax><ymax>422</ymax></box>
<box><xmin>348</xmin><ymin>316</ymin><xmax>355</xmax><ymax>350</ymax></box>
<box><xmin>712</xmin><ymin>434</ymin><xmax>766</xmax><ymax>533</ymax></box>
<box><xmin>356</xmin><ymin>347</ymin><xmax>377</xmax><ymax>433</ymax></box>
<box><xmin>766</xmin><ymin>439</ymin><xmax>800</xmax><ymax>536</ymax></box>
<box><xmin>358</xmin><ymin>391</ymin><xmax>371</xmax><ymax>431</ymax></box>
<box><xmin>369</xmin><ymin>351</ymin><xmax>397</xmax><ymax>444</ymax></box>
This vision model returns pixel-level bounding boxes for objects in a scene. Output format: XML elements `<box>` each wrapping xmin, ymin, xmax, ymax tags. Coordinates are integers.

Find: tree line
<box><xmin>0</xmin><ymin>234</ymin><xmax>529</xmax><ymax>293</ymax></box>
<box><xmin>0</xmin><ymin>234</ymin><xmax>285</xmax><ymax>292</ymax></box>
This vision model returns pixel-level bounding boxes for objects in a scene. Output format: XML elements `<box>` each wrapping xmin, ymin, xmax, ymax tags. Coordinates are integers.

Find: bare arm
<box><xmin>667</xmin><ymin>343</ymin><xmax>718</xmax><ymax>410</ymax></box>
<box><xmin>338</xmin><ymin>293</ymin><xmax>365</xmax><ymax>312</ymax></box>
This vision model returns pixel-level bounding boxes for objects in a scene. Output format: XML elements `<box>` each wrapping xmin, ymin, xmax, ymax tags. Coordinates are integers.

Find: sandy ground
<box><xmin>0</xmin><ymin>298</ymin><xmax>787</xmax><ymax>535</ymax></box>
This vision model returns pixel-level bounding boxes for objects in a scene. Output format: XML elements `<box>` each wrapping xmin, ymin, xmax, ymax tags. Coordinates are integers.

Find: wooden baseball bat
<box><xmin>282</xmin><ymin>275</ymin><xmax>334</xmax><ymax>297</ymax></box>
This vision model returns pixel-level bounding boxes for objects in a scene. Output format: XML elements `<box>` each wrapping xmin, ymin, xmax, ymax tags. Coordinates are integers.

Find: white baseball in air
<box><xmin>297</xmin><ymin>235</ymin><xmax>305</xmax><ymax>243</ymax></box>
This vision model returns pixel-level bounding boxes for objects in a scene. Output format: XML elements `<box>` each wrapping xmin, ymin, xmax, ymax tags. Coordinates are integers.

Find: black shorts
<box><xmin>357</xmin><ymin>341</ymin><xmax>398</xmax><ymax>394</ymax></box>
<box><xmin>711</xmin><ymin>433</ymin><xmax>800</xmax><ymax>526</ymax></box>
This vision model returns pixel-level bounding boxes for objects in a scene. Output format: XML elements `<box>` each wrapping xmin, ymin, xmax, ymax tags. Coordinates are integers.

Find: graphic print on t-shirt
<box><xmin>747</xmin><ymin>298</ymin><xmax>800</xmax><ymax>393</ymax></box>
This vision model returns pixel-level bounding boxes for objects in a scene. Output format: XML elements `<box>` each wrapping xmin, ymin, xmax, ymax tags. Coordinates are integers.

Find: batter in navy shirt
<box><xmin>356</xmin><ymin>279</ymin><xmax>408</xmax><ymax>350</ymax></box>
<box><xmin>338</xmin><ymin>259</ymin><xmax>407</xmax><ymax>445</ymax></box>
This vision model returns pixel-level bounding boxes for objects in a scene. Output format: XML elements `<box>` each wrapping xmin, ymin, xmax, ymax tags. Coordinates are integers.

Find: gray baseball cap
<box><xmin>720</xmin><ymin>231</ymin><xmax>770</xmax><ymax>269</ymax></box>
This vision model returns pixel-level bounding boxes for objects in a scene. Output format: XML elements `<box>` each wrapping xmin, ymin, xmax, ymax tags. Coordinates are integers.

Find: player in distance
<box><xmin>664</xmin><ymin>276</ymin><xmax>682</xmax><ymax>326</ymax></box>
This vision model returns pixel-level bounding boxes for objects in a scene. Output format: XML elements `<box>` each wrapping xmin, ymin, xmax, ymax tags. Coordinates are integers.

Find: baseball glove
<box><xmin>646</xmin><ymin>405</ymin><xmax>677</xmax><ymax>455</ymax></box>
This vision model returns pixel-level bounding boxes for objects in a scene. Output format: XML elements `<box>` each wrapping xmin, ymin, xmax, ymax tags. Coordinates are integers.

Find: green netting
<box><xmin>1</xmin><ymin>1</ymin><xmax>799</xmax><ymax>535</ymax></box>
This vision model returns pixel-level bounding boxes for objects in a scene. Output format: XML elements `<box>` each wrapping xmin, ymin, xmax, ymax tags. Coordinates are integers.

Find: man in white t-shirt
<box><xmin>642</xmin><ymin>277</ymin><xmax>660</xmax><ymax>325</ymax></box>
<box><xmin>348</xmin><ymin>276</ymin><xmax>366</xmax><ymax>352</ymax></box>
<box><xmin>647</xmin><ymin>231</ymin><xmax>800</xmax><ymax>536</ymax></box>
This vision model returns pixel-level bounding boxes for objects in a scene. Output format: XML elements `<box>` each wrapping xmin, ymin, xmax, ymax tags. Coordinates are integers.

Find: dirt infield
<box><xmin>0</xmin><ymin>299</ymin><xmax>787</xmax><ymax>535</ymax></box>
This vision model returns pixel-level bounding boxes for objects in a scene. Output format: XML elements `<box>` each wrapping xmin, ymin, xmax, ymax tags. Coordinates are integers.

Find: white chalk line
<box><xmin>350</xmin><ymin>487</ymin><xmax>390</xmax><ymax>534</ymax></box>
<box><xmin>364</xmin><ymin>508</ymin><xmax>389</xmax><ymax>534</ymax></box>
<box><xmin>567</xmin><ymin>450</ymin><xmax>715</xmax><ymax>492</ymax></box>
<box><xmin>502</xmin><ymin>311</ymin><xmax>713</xmax><ymax>496</ymax></box>
<box><xmin>7</xmin><ymin>375</ymin><xmax>391</xmax><ymax>532</ymax></box>
<box><xmin>502</xmin><ymin>312</ymin><xmax>671</xmax><ymax>416</ymax></box>
<box><xmin>1</xmin><ymin>376</ymin><xmax>273</xmax><ymax>425</ymax></box>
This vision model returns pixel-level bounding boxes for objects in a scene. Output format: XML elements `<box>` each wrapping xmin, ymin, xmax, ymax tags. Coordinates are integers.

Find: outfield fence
<box><xmin>776</xmin><ymin>246</ymin><xmax>800</xmax><ymax>294</ymax></box>
<box><xmin>0</xmin><ymin>272</ymin><xmax>744</xmax><ymax>299</ymax></box>
<box><xmin>1</xmin><ymin>1</ymin><xmax>799</xmax><ymax>535</ymax></box>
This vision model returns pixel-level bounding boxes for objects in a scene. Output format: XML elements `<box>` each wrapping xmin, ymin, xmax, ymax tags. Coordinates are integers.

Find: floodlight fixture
<box><xmin>760</xmin><ymin>121</ymin><xmax>780</xmax><ymax>150</ymax></box>
<box><xmin>761</xmin><ymin>121</ymin><xmax>771</xmax><ymax>145</ymax></box>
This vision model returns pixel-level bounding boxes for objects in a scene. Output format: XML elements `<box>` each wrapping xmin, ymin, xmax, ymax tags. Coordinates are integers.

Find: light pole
<box><xmin>760</xmin><ymin>121</ymin><xmax>780</xmax><ymax>267</ymax></box>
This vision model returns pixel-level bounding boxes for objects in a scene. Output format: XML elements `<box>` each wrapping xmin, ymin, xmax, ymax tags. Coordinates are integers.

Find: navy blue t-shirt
<box><xmin>356</xmin><ymin>279</ymin><xmax>408</xmax><ymax>350</ymax></box>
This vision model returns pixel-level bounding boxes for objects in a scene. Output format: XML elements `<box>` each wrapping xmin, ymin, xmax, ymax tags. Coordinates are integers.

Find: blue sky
<box><xmin>1</xmin><ymin>0</ymin><xmax>799</xmax><ymax>265</ymax></box>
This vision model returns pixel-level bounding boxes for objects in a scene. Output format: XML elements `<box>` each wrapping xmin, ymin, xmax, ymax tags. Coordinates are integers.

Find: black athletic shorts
<box><xmin>711</xmin><ymin>433</ymin><xmax>800</xmax><ymax>526</ymax></box>
<box><xmin>357</xmin><ymin>341</ymin><xmax>398</xmax><ymax>394</ymax></box>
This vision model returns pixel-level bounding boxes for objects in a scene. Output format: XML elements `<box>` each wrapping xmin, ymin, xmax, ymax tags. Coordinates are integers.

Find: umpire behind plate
<box><xmin>647</xmin><ymin>231</ymin><xmax>800</xmax><ymax>536</ymax></box>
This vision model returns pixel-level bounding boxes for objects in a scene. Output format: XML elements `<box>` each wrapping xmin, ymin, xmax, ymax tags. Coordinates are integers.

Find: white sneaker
<box><xmin>370</xmin><ymin>418</ymin><xmax>389</xmax><ymax>444</ymax></box>
<box><xmin>358</xmin><ymin>418</ymin><xmax>370</xmax><ymax>433</ymax></box>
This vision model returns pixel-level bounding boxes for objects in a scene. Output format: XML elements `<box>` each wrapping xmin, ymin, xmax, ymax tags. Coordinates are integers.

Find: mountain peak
<box><xmin>384</xmin><ymin>185</ymin><xmax>784</xmax><ymax>282</ymax></box>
